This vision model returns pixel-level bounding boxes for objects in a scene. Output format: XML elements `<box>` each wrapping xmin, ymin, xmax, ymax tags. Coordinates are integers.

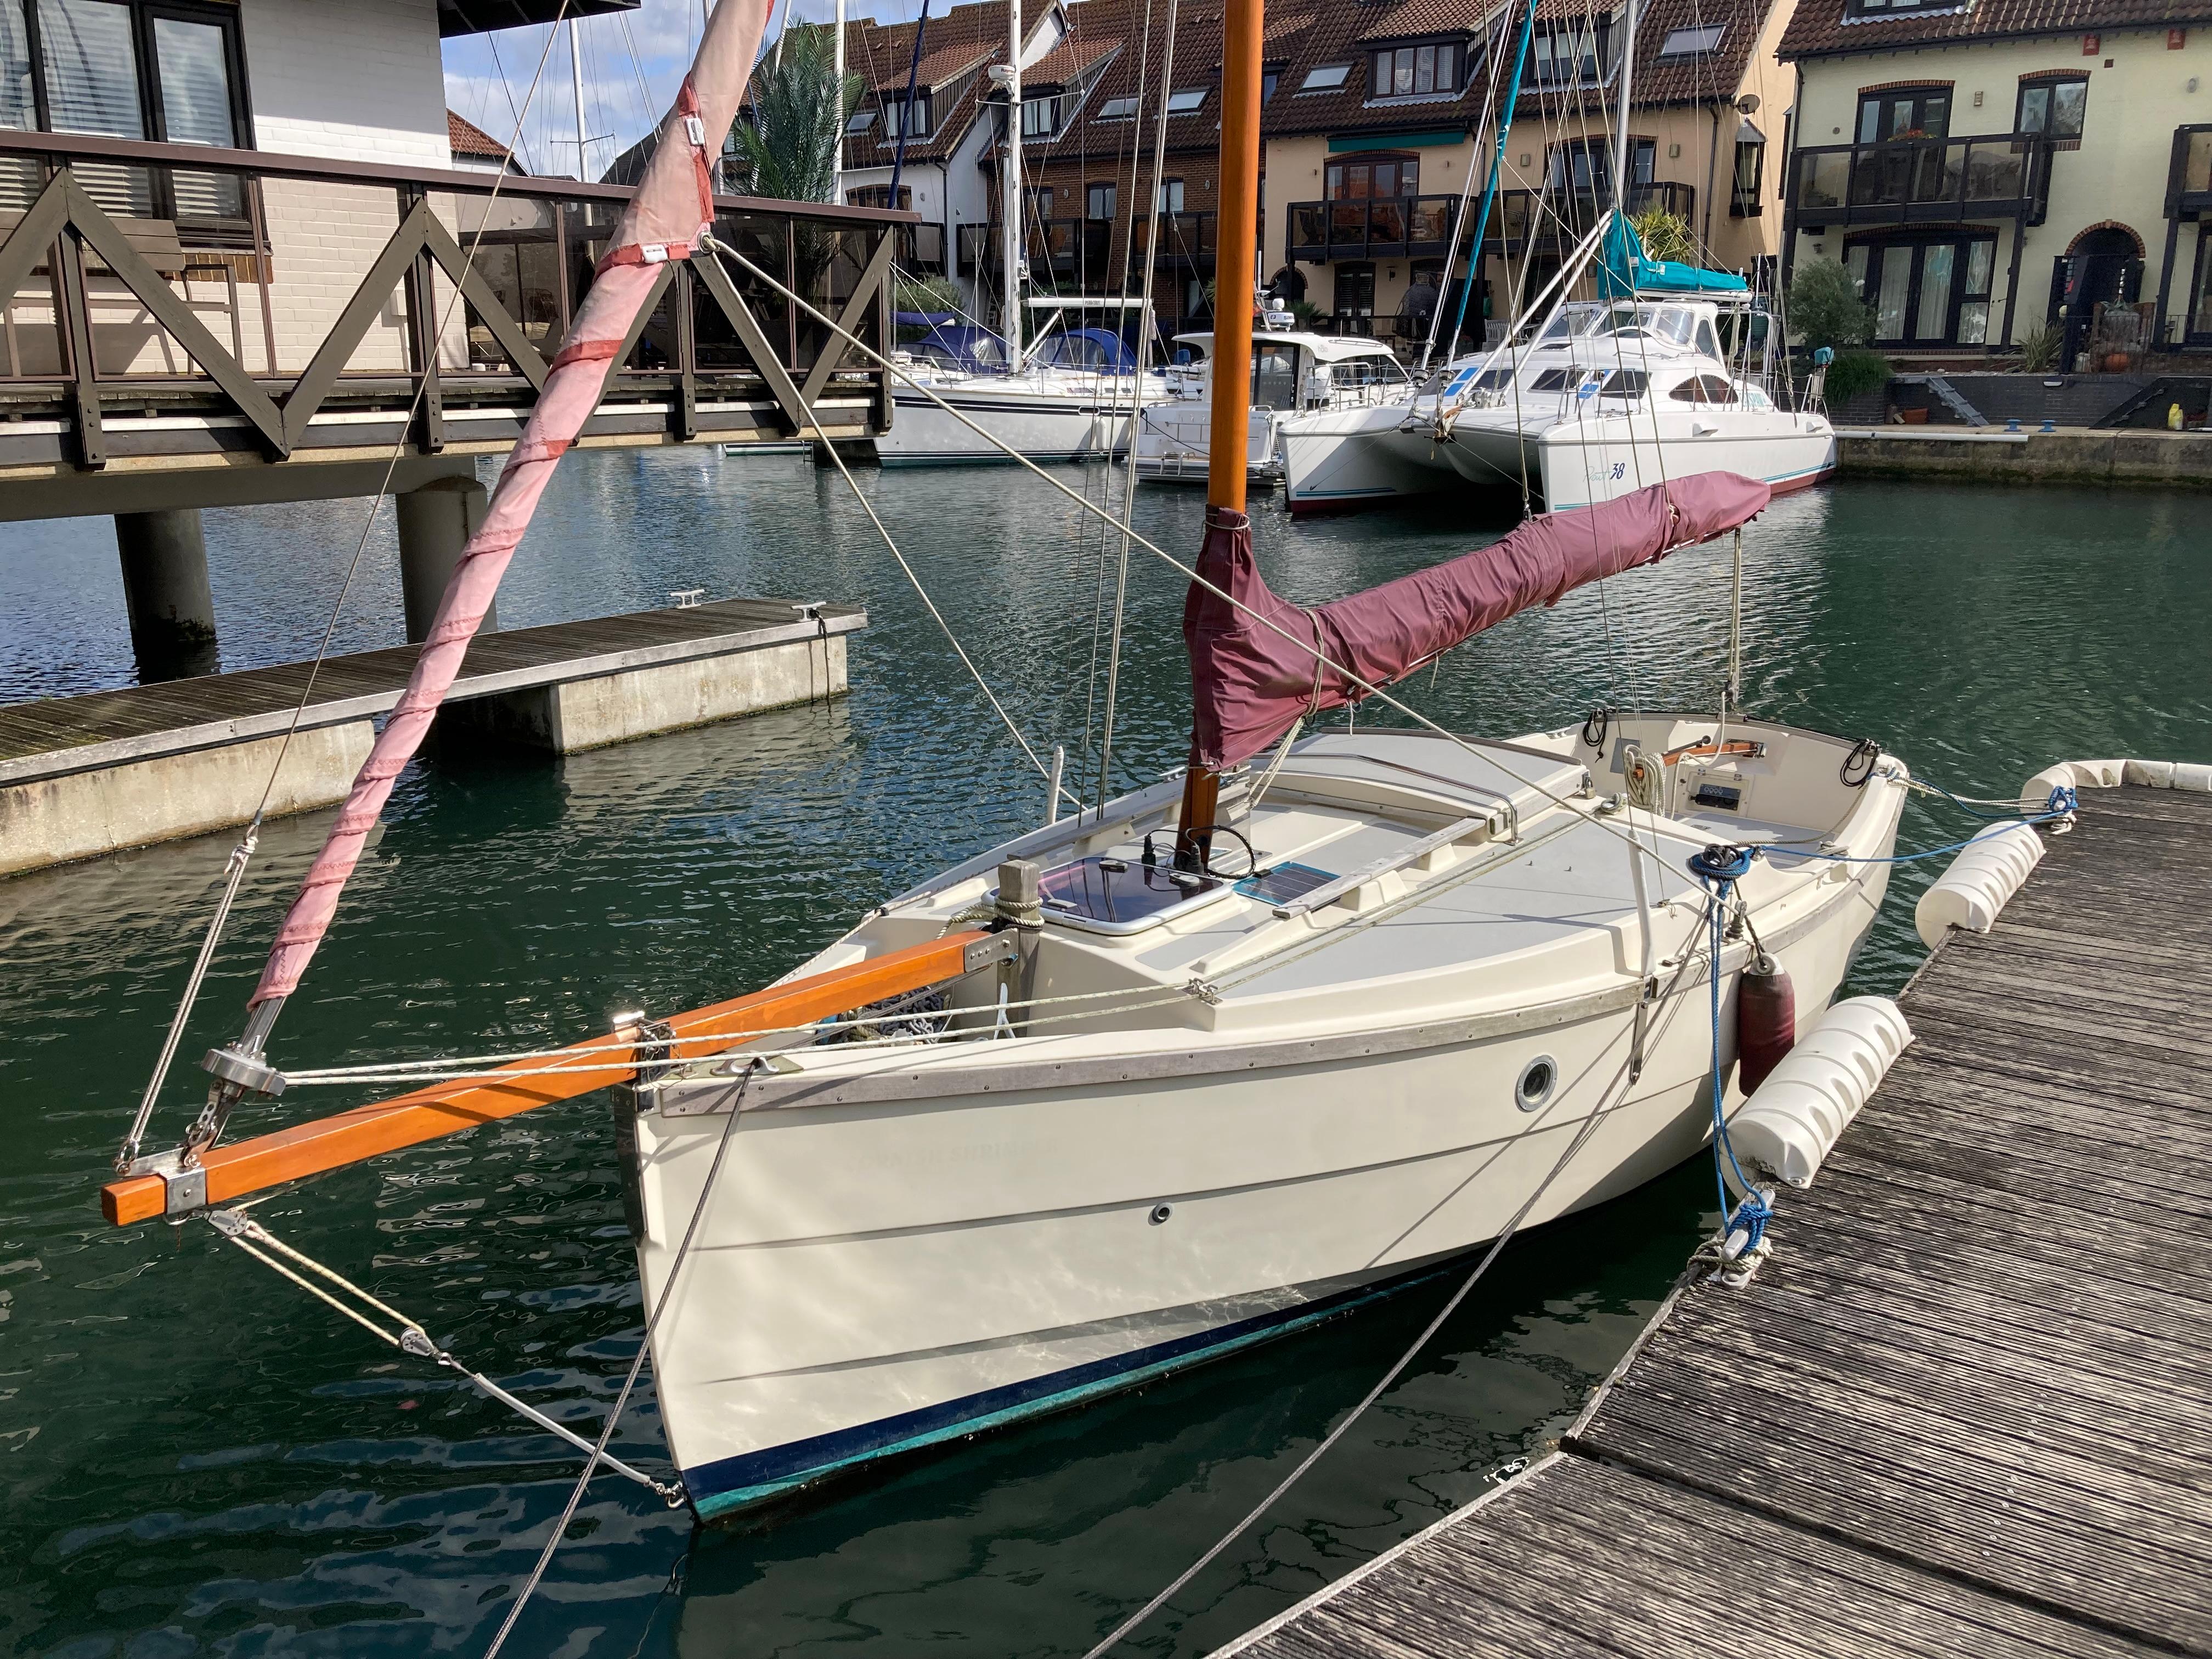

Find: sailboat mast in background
<box><xmin>1176</xmin><ymin>0</ymin><xmax>1265</xmax><ymax>862</ymax></box>
<box><xmin>1000</xmin><ymin>0</ymin><xmax>1025</xmax><ymax>370</ymax></box>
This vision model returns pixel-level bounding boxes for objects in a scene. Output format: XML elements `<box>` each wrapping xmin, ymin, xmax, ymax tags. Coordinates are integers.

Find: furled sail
<box><xmin>247</xmin><ymin>0</ymin><xmax>775</xmax><ymax>1010</ymax></box>
<box><xmin>1185</xmin><ymin>473</ymin><xmax>1772</xmax><ymax>771</ymax></box>
<box><xmin>1596</xmin><ymin>211</ymin><xmax>1751</xmax><ymax>299</ymax></box>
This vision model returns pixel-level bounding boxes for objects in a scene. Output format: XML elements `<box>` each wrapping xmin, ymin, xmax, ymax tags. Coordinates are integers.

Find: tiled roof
<box><xmin>1357</xmin><ymin>0</ymin><xmax>1494</xmax><ymax>43</ymax></box>
<box><xmin>1259</xmin><ymin>0</ymin><xmax>1776</xmax><ymax>138</ymax></box>
<box><xmin>446</xmin><ymin>108</ymin><xmax>512</xmax><ymax>162</ymax></box>
<box><xmin>843</xmin><ymin>1</ymin><xmax>1028</xmax><ymax>167</ymax></box>
<box><xmin>1026</xmin><ymin>32</ymin><xmax>1121</xmax><ymax>88</ymax></box>
<box><xmin>1009</xmin><ymin>0</ymin><xmax>1245</xmax><ymax>166</ymax></box>
<box><xmin>1779</xmin><ymin>0</ymin><xmax>2212</xmax><ymax>59</ymax></box>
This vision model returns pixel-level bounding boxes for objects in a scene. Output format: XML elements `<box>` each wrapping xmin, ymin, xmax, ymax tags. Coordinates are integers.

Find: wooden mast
<box><xmin>1176</xmin><ymin>0</ymin><xmax>1265</xmax><ymax>865</ymax></box>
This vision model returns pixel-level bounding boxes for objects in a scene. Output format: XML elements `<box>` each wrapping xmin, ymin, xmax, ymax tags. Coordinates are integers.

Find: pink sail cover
<box><xmin>1185</xmin><ymin>472</ymin><xmax>1773</xmax><ymax>772</ymax></box>
<box><xmin>250</xmin><ymin>0</ymin><xmax>777</xmax><ymax>1007</ymax></box>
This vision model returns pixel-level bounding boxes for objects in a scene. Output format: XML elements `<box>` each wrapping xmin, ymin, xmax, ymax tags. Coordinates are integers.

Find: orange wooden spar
<box><xmin>101</xmin><ymin>931</ymin><xmax>1001</xmax><ymax>1226</ymax></box>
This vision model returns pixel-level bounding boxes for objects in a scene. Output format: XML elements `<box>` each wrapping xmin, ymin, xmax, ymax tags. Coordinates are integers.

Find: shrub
<box><xmin>1822</xmin><ymin>347</ymin><xmax>1892</xmax><ymax>403</ymax></box>
<box><xmin>1629</xmin><ymin>206</ymin><xmax>1698</xmax><ymax>265</ymax></box>
<box><xmin>893</xmin><ymin>273</ymin><xmax>964</xmax><ymax>316</ymax></box>
<box><xmin>2014</xmin><ymin>322</ymin><xmax>2063</xmax><ymax>373</ymax></box>
<box><xmin>1788</xmin><ymin>258</ymin><xmax>1874</xmax><ymax>350</ymax></box>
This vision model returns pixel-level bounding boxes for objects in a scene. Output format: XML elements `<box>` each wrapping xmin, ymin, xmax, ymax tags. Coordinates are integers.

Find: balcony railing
<box><xmin>1285</xmin><ymin>185</ymin><xmax>1699</xmax><ymax>263</ymax></box>
<box><xmin>1129</xmin><ymin>210</ymin><xmax>1216</xmax><ymax>267</ymax></box>
<box><xmin>1475</xmin><ymin>183</ymin><xmax>1698</xmax><ymax>252</ymax></box>
<box><xmin>1285</xmin><ymin>194</ymin><xmax>1460</xmax><ymax>262</ymax></box>
<box><xmin>1791</xmin><ymin>135</ymin><xmax>2052</xmax><ymax>228</ymax></box>
<box><xmin>0</xmin><ymin>128</ymin><xmax>910</xmax><ymax>475</ymax></box>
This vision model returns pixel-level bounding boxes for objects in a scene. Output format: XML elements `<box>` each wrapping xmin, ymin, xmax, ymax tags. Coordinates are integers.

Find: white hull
<box><xmin>874</xmin><ymin>375</ymin><xmax>1149</xmax><ymax>466</ymax></box>
<box><xmin>1443</xmin><ymin>411</ymin><xmax>1837</xmax><ymax>511</ymax></box>
<box><xmin>1132</xmin><ymin>401</ymin><xmax>1284</xmax><ymax>483</ymax></box>
<box><xmin>629</xmin><ymin>716</ymin><xmax>1905</xmax><ymax>1519</ymax></box>
<box><xmin>1284</xmin><ymin>406</ymin><xmax>1836</xmax><ymax>514</ymax></box>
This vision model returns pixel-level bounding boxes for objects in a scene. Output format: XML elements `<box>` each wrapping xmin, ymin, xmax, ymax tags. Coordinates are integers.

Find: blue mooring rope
<box><xmin>1809</xmin><ymin>785</ymin><xmax>2078</xmax><ymax>866</ymax></box>
<box><xmin>1689</xmin><ymin>781</ymin><xmax>2079</xmax><ymax>1253</ymax></box>
<box><xmin>1686</xmin><ymin>844</ymin><xmax>1771</xmax><ymax>1252</ymax></box>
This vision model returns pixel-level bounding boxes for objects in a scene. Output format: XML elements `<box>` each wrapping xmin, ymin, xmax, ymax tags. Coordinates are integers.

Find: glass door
<box><xmin>147</xmin><ymin>8</ymin><xmax>244</xmax><ymax>222</ymax></box>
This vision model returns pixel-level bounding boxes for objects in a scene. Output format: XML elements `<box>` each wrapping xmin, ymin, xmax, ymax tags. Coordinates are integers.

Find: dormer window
<box><xmin>1531</xmin><ymin>20</ymin><xmax>1606</xmax><ymax>86</ymax></box>
<box><xmin>1021</xmin><ymin>93</ymin><xmax>1063</xmax><ymax>137</ymax></box>
<box><xmin>1369</xmin><ymin>40</ymin><xmax>1463</xmax><ymax>99</ymax></box>
<box><xmin>887</xmin><ymin>92</ymin><xmax>933</xmax><ymax>138</ymax></box>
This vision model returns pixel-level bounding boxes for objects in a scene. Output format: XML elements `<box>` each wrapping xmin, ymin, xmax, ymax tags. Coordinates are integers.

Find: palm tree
<box><xmin>725</xmin><ymin>24</ymin><xmax>862</xmax><ymax>204</ymax></box>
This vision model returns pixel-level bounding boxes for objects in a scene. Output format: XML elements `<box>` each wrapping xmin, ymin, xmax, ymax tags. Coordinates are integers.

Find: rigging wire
<box><xmin>1093</xmin><ymin>0</ymin><xmax>1178</xmax><ymax>818</ymax></box>
<box><xmin>699</xmin><ymin>234</ymin><xmax>1751</xmax><ymax>871</ymax></box>
<box><xmin>114</xmin><ymin>10</ymin><xmax>573</xmax><ymax>1170</ymax></box>
<box><xmin>483</xmin><ymin>1060</ymin><xmax>766</xmax><ymax>1659</ymax></box>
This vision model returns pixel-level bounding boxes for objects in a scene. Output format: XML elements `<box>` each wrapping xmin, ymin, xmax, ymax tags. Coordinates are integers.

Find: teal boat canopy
<box><xmin>1595</xmin><ymin>213</ymin><xmax>1750</xmax><ymax>298</ymax></box>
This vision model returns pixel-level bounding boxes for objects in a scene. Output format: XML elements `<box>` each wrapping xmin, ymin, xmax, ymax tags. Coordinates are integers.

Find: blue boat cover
<box><xmin>1595</xmin><ymin>214</ymin><xmax>1750</xmax><ymax>298</ymax></box>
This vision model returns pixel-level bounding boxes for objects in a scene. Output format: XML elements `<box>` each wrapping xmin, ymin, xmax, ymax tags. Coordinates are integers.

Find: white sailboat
<box><xmin>1132</xmin><ymin>326</ymin><xmax>1409</xmax><ymax>483</ymax></box>
<box><xmin>99</xmin><ymin>0</ymin><xmax>1906</xmax><ymax>1567</ymax></box>
<box><xmin>1279</xmin><ymin>0</ymin><xmax>1834</xmax><ymax>517</ymax></box>
<box><xmin>1283</xmin><ymin>295</ymin><xmax>1836</xmax><ymax>513</ymax></box>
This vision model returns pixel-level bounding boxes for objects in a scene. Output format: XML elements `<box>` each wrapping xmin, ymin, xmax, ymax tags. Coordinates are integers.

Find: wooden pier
<box><xmin>0</xmin><ymin>597</ymin><xmax>864</xmax><ymax>874</ymax></box>
<box><xmin>1221</xmin><ymin>783</ymin><xmax>2211</xmax><ymax>1659</ymax></box>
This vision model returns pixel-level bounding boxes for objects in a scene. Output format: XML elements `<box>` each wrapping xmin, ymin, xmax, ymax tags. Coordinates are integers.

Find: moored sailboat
<box><xmin>98</xmin><ymin>0</ymin><xmax>1905</xmax><ymax>1549</ymax></box>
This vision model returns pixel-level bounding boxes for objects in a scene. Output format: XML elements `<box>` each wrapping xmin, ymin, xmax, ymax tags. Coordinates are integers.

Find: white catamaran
<box><xmin>101</xmin><ymin>0</ymin><xmax>1905</xmax><ymax>1560</ymax></box>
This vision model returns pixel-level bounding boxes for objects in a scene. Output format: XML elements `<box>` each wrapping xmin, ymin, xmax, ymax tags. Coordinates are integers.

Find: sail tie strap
<box><xmin>202</xmin><ymin>1206</ymin><xmax>681</xmax><ymax>1502</ymax></box>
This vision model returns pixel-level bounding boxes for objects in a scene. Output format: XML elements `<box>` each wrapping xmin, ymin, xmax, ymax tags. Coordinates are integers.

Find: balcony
<box><xmin>1285</xmin><ymin>195</ymin><xmax>1460</xmax><ymax>262</ymax></box>
<box><xmin>1130</xmin><ymin>210</ymin><xmax>1216</xmax><ymax>268</ymax></box>
<box><xmin>1476</xmin><ymin>183</ymin><xmax>1698</xmax><ymax>254</ymax></box>
<box><xmin>1790</xmin><ymin>136</ymin><xmax>2052</xmax><ymax>231</ymax></box>
<box><xmin>0</xmin><ymin>128</ymin><xmax>909</xmax><ymax>479</ymax></box>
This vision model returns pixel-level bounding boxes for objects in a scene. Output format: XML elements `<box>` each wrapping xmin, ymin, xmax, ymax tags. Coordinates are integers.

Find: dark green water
<box><xmin>1</xmin><ymin>459</ymin><xmax>2204</xmax><ymax>1657</ymax></box>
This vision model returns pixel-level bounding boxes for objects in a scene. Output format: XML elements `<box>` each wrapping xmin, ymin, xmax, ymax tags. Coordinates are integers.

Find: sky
<box><xmin>441</xmin><ymin>0</ymin><xmax>966</xmax><ymax>178</ymax></box>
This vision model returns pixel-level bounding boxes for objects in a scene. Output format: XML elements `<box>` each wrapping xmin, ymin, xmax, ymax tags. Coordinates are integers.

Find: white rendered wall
<box><xmin>239</xmin><ymin>0</ymin><xmax>454</xmax><ymax>373</ymax></box>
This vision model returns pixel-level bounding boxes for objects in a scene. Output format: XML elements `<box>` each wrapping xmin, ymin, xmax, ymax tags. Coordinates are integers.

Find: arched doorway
<box><xmin>2050</xmin><ymin>225</ymin><xmax>2145</xmax><ymax>369</ymax></box>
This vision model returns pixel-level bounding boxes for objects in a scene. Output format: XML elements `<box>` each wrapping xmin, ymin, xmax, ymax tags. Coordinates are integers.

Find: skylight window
<box><xmin>1300</xmin><ymin>64</ymin><xmax>1351</xmax><ymax>91</ymax></box>
<box><xmin>1657</xmin><ymin>23</ymin><xmax>1725</xmax><ymax>57</ymax></box>
<box><xmin>1095</xmin><ymin>95</ymin><xmax>1138</xmax><ymax>119</ymax></box>
<box><xmin>846</xmin><ymin>109</ymin><xmax>878</xmax><ymax>133</ymax></box>
<box><xmin>1165</xmin><ymin>87</ymin><xmax>1208</xmax><ymax>112</ymax></box>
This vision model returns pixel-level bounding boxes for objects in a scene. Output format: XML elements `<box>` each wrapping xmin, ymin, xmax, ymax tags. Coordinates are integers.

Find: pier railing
<box><xmin>0</xmin><ymin>130</ymin><xmax>913</xmax><ymax>475</ymax></box>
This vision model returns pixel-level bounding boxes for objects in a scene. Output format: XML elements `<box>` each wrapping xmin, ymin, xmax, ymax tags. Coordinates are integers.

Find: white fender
<box><xmin>1724</xmin><ymin>997</ymin><xmax>1911</xmax><ymax>1194</ymax></box>
<box><xmin>1913</xmin><ymin>821</ymin><xmax>2044</xmax><ymax>949</ymax></box>
<box><xmin>2023</xmin><ymin>755</ymin><xmax>2212</xmax><ymax>804</ymax></box>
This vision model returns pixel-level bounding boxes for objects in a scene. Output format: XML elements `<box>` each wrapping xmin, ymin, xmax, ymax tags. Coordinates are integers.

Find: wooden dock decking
<box><xmin>0</xmin><ymin>598</ymin><xmax>866</xmax><ymax>786</ymax></box>
<box><xmin>1221</xmin><ymin>784</ymin><xmax>2212</xmax><ymax>1659</ymax></box>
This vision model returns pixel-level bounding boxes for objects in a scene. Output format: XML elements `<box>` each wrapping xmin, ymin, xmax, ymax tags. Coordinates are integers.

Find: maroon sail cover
<box><xmin>1185</xmin><ymin>472</ymin><xmax>1772</xmax><ymax>771</ymax></box>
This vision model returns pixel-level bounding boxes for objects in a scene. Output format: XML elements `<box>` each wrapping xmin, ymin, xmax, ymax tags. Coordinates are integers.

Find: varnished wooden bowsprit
<box><xmin>101</xmin><ymin>930</ymin><xmax>1002</xmax><ymax>1227</ymax></box>
<box><xmin>1219</xmin><ymin>785</ymin><xmax>2212</xmax><ymax>1659</ymax></box>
